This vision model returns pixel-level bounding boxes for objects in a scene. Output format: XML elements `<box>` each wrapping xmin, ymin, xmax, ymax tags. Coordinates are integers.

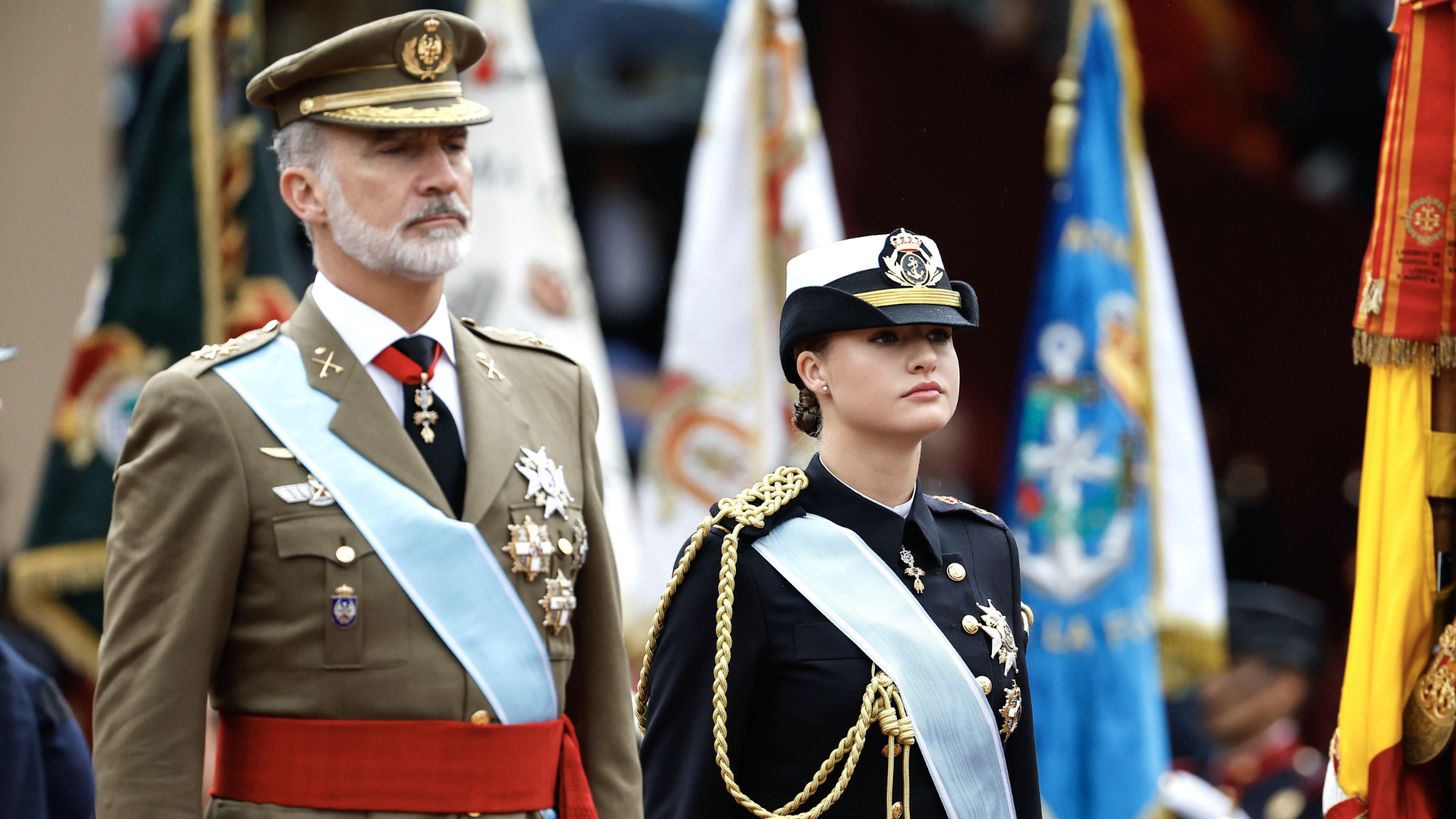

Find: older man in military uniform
<box><xmin>91</xmin><ymin>10</ymin><xmax>642</xmax><ymax>818</ymax></box>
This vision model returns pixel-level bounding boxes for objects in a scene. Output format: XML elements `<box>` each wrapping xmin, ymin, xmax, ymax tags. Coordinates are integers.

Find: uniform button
<box><xmin>335</xmin><ymin>544</ymin><xmax>356</xmax><ymax>564</ymax></box>
<box><xmin>470</xmin><ymin>709</ymin><xmax>492</xmax><ymax>725</ymax></box>
<box><xmin>468</xmin><ymin>813</ymin><xmax>480</xmax><ymax>818</ymax></box>
<box><xmin>977</xmin><ymin>675</ymin><xmax>992</xmax><ymax>695</ymax></box>
<box><xmin>557</xmin><ymin>537</ymin><xmax>574</xmax><ymax>555</ymax></box>
<box><xmin>962</xmin><ymin>615</ymin><xmax>980</xmax><ymax>635</ymax></box>
<box><xmin>891</xmin><ymin>801</ymin><xmax>904</xmax><ymax>818</ymax></box>
<box><xmin>946</xmin><ymin>562</ymin><xmax>966</xmax><ymax>581</ymax></box>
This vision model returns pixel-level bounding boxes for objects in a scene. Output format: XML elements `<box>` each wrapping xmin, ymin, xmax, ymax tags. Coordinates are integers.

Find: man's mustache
<box><xmin>405</xmin><ymin>195</ymin><xmax>471</xmax><ymax>227</ymax></box>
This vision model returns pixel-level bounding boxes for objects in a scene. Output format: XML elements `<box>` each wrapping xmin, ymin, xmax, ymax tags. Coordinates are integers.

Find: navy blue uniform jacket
<box><xmin>0</xmin><ymin>634</ymin><xmax>94</xmax><ymax>818</ymax></box>
<box><xmin>640</xmin><ymin>455</ymin><xmax>1041</xmax><ymax>818</ymax></box>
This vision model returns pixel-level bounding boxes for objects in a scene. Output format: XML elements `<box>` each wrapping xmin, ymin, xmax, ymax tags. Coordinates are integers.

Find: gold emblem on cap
<box><xmin>402</xmin><ymin>18</ymin><xmax>453</xmax><ymax>82</ymax></box>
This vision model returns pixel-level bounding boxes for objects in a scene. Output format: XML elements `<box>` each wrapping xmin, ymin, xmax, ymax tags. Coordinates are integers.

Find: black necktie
<box><xmin>391</xmin><ymin>336</ymin><xmax>466</xmax><ymax>518</ymax></box>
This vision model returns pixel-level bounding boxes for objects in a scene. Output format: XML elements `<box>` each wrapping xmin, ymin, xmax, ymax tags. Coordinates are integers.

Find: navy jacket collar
<box><xmin>799</xmin><ymin>454</ymin><xmax>945</xmax><ymax>567</ymax></box>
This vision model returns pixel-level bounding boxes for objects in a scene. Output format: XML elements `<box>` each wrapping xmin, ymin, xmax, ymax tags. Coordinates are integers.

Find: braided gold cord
<box><xmin>636</xmin><ymin>466</ymin><xmax>919</xmax><ymax>819</ymax></box>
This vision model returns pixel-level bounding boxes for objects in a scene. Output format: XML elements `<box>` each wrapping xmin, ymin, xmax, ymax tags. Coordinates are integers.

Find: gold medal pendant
<box><xmin>899</xmin><ymin>546</ymin><xmax>926</xmax><ymax>594</ymax></box>
<box><xmin>411</xmin><ymin>378</ymin><xmax>439</xmax><ymax>444</ymax></box>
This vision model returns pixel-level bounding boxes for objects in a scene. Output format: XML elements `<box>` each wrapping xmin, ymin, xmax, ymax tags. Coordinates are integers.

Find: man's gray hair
<box><xmin>271</xmin><ymin>119</ymin><xmax>328</xmax><ymax>174</ymax></box>
<box><xmin>271</xmin><ymin>119</ymin><xmax>329</xmax><ymax>243</ymax></box>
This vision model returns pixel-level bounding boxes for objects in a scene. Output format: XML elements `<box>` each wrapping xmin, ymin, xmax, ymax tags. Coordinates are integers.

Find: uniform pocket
<box><xmin>272</xmin><ymin>512</ymin><xmax>410</xmax><ymax>669</ymax></box>
<box><xmin>793</xmin><ymin>622</ymin><xmax>863</xmax><ymax>661</ymax></box>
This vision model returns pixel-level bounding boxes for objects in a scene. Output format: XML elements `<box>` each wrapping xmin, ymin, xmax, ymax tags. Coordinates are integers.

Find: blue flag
<box><xmin>1001</xmin><ymin>5</ymin><xmax>1171</xmax><ymax>818</ymax></box>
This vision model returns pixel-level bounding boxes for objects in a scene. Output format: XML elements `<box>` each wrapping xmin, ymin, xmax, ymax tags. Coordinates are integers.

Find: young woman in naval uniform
<box><xmin>637</xmin><ymin>229</ymin><xmax>1042</xmax><ymax>819</ymax></box>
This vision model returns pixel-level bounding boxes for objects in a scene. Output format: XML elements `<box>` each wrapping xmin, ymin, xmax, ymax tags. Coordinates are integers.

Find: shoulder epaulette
<box><xmin>179</xmin><ymin>319</ymin><xmax>282</xmax><ymax>375</ymax></box>
<box><xmin>925</xmin><ymin>493</ymin><xmax>1007</xmax><ymax>530</ymax></box>
<box><xmin>460</xmin><ymin>317</ymin><xmax>578</xmax><ymax>364</ymax></box>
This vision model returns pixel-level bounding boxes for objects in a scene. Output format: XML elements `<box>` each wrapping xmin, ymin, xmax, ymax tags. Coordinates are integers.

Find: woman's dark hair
<box><xmin>791</xmin><ymin>335</ymin><xmax>828</xmax><ymax>437</ymax></box>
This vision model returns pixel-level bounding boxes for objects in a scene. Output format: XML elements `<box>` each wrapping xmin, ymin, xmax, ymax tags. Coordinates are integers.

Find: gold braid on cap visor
<box><xmin>854</xmin><ymin>288</ymin><xmax>963</xmax><ymax>308</ymax></box>
<box><xmin>298</xmin><ymin>81</ymin><xmax>463</xmax><ymax>115</ymax></box>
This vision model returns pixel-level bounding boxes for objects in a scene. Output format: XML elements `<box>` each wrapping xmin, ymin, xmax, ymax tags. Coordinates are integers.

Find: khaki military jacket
<box><xmin>93</xmin><ymin>292</ymin><xmax>643</xmax><ymax>819</ymax></box>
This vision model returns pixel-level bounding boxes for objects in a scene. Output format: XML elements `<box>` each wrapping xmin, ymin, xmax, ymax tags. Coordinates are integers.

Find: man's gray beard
<box><xmin>320</xmin><ymin>170</ymin><xmax>473</xmax><ymax>282</ymax></box>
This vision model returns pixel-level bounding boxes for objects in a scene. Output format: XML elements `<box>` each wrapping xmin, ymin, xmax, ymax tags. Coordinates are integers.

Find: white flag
<box><xmin>450</xmin><ymin>0</ymin><xmax>644</xmax><ymax>620</ymax></box>
<box><xmin>1138</xmin><ymin>157</ymin><xmax>1227</xmax><ymax>687</ymax></box>
<box><xmin>636</xmin><ymin>0</ymin><xmax>842</xmax><ymax>603</ymax></box>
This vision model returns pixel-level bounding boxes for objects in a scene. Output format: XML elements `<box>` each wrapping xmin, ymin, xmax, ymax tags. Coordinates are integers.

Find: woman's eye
<box><xmin>871</xmin><ymin>332</ymin><xmax>897</xmax><ymax>345</ymax></box>
<box><xmin>928</xmin><ymin>329</ymin><xmax>952</xmax><ymax>343</ymax></box>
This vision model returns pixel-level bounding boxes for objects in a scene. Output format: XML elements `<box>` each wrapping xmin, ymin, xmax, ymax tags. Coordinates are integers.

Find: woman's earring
<box><xmin>821</xmin><ymin>384</ymin><xmax>830</xmax><ymax>393</ymax></box>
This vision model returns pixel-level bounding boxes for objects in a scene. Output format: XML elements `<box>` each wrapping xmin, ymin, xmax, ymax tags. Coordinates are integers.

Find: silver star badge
<box><xmin>977</xmin><ymin>600</ymin><xmax>1018</xmax><ymax>676</ymax></box>
<box><xmin>514</xmin><ymin>446</ymin><xmax>574</xmax><ymax>519</ymax></box>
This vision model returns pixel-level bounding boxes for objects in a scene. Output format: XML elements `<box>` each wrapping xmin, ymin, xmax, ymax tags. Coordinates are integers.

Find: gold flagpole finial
<box><xmin>1045</xmin><ymin>0</ymin><xmax>1095</xmax><ymax>178</ymax></box>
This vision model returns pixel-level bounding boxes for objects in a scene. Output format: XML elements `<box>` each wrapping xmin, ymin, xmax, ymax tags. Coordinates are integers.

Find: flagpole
<box><xmin>187</xmin><ymin>0</ymin><xmax>226</xmax><ymax>345</ymax></box>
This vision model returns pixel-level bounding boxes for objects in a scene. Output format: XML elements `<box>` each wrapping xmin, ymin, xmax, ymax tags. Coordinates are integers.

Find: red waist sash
<box><xmin>211</xmin><ymin>713</ymin><xmax>596</xmax><ymax>817</ymax></box>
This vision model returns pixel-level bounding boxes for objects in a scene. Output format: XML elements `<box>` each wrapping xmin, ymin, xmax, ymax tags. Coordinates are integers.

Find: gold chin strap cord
<box><xmin>636</xmin><ymin>466</ymin><xmax>918</xmax><ymax>819</ymax></box>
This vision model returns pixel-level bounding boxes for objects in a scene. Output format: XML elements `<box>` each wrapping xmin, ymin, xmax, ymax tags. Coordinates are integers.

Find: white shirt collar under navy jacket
<box><xmin>310</xmin><ymin>271</ymin><xmax>466</xmax><ymax>454</ymax></box>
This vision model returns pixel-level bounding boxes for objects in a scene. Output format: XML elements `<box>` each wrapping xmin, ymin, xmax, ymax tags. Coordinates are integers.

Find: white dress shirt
<box><xmin>309</xmin><ymin>272</ymin><xmax>467</xmax><ymax>454</ymax></box>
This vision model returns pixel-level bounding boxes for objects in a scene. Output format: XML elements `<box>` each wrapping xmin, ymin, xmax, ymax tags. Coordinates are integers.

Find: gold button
<box><xmin>977</xmin><ymin>675</ymin><xmax>992</xmax><ymax>695</ymax></box>
<box><xmin>468</xmin><ymin>814</ymin><xmax>480</xmax><ymax>818</ymax></box>
<box><xmin>335</xmin><ymin>545</ymin><xmax>356</xmax><ymax>564</ymax></box>
<box><xmin>962</xmin><ymin>615</ymin><xmax>980</xmax><ymax>635</ymax></box>
<box><xmin>946</xmin><ymin>562</ymin><xmax>966</xmax><ymax>581</ymax></box>
<box><xmin>892</xmin><ymin>801</ymin><xmax>904</xmax><ymax>819</ymax></box>
<box><xmin>469</xmin><ymin>709</ymin><xmax>492</xmax><ymax>725</ymax></box>
<box><xmin>299</xmin><ymin>97</ymin><xmax>315</xmax><ymax>115</ymax></box>
<box><xmin>557</xmin><ymin>537</ymin><xmax>574</xmax><ymax>555</ymax></box>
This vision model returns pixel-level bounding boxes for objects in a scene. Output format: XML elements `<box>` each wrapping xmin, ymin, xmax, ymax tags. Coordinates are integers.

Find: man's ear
<box><xmin>279</xmin><ymin>166</ymin><xmax>329</xmax><ymax>230</ymax></box>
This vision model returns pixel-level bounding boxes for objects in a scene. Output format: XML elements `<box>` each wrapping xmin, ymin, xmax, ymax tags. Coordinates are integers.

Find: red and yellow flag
<box><xmin>1334</xmin><ymin>1</ymin><xmax>1456</xmax><ymax>815</ymax></box>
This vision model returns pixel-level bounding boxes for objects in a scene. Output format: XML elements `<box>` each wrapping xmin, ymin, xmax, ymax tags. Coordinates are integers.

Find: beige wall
<box><xmin>0</xmin><ymin>1</ymin><xmax>106</xmax><ymax>556</ymax></box>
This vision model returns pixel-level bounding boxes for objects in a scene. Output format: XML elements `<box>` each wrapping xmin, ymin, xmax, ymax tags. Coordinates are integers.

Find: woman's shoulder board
<box><xmin>925</xmin><ymin>494</ymin><xmax>1007</xmax><ymax>530</ymax></box>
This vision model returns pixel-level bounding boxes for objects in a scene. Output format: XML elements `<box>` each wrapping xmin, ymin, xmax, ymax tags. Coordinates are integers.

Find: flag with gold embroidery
<box><xmin>11</xmin><ymin>0</ymin><xmax>305</xmax><ymax>687</ymax></box>
<box><xmin>1330</xmin><ymin>2</ymin><xmax>1454</xmax><ymax>816</ymax></box>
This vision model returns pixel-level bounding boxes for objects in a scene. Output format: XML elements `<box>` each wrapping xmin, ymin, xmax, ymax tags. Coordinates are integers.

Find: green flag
<box><xmin>10</xmin><ymin>0</ymin><xmax>308</xmax><ymax>680</ymax></box>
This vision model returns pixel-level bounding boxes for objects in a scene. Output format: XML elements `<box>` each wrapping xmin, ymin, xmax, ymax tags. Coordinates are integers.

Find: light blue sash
<box><xmin>753</xmin><ymin>514</ymin><xmax>1016</xmax><ymax>819</ymax></box>
<box><xmin>215</xmin><ymin>336</ymin><xmax>557</xmax><ymax>724</ymax></box>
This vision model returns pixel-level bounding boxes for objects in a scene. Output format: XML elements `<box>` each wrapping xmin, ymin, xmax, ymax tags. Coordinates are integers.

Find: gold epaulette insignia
<box><xmin>189</xmin><ymin>319</ymin><xmax>280</xmax><ymax>361</ymax></box>
<box><xmin>486</xmin><ymin>326</ymin><xmax>552</xmax><ymax>348</ymax></box>
<box><xmin>931</xmin><ymin>494</ymin><xmax>1006</xmax><ymax>527</ymax></box>
<box><xmin>190</xmin><ymin>340</ymin><xmax>240</xmax><ymax>361</ymax></box>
